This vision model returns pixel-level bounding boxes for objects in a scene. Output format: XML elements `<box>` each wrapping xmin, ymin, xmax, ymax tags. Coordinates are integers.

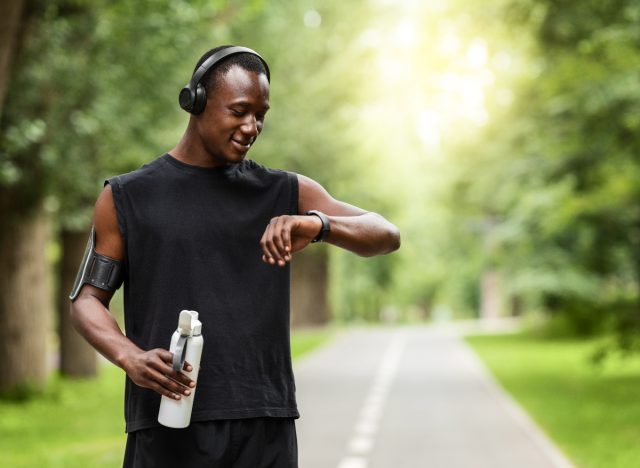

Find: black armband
<box><xmin>69</xmin><ymin>226</ymin><xmax>123</xmax><ymax>300</ymax></box>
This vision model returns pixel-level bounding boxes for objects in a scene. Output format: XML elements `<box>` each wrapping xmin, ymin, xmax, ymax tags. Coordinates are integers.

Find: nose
<box><xmin>240</xmin><ymin>115</ymin><xmax>260</xmax><ymax>137</ymax></box>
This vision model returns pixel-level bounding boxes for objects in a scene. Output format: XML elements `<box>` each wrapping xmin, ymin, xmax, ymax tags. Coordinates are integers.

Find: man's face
<box><xmin>196</xmin><ymin>65</ymin><xmax>270</xmax><ymax>166</ymax></box>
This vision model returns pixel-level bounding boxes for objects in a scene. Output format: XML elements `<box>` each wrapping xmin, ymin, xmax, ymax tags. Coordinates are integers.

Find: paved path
<box><xmin>294</xmin><ymin>325</ymin><xmax>574</xmax><ymax>468</ymax></box>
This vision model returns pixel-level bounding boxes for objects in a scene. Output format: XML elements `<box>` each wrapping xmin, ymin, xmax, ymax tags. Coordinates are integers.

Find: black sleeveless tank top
<box><xmin>107</xmin><ymin>153</ymin><xmax>300</xmax><ymax>432</ymax></box>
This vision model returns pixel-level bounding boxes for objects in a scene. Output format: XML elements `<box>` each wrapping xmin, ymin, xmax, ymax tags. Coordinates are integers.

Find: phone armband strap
<box><xmin>69</xmin><ymin>226</ymin><xmax>123</xmax><ymax>300</ymax></box>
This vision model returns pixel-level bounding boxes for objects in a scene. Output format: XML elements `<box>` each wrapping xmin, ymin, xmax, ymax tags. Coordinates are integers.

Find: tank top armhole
<box><xmin>104</xmin><ymin>177</ymin><xmax>128</xmax><ymax>250</ymax></box>
<box><xmin>287</xmin><ymin>172</ymin><xmax>299</xmax><ymax>215</ymax></box>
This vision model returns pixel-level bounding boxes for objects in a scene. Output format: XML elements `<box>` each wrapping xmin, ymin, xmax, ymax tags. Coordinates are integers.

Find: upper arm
<box><xmin>72</xmin><ymin>184</ymin><xmax>123</xmax><ymax>306</ymax></box>
<box><xmin>297</xmin><ymin>174</ymin><xmax>368</xmax><ymax>216</ymax></box>
<box><xmin>94</xmin><ymin>183</ymin><xmax>124</xmax><ymax>260</ymax></box>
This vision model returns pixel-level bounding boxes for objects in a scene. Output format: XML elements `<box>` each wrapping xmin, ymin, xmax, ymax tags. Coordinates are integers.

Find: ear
<box><xmin>191</xmin><ymin>83</ymin><xmax>208</xmax><ymax>115</ymax></box>
<box><xmin>179</xmin><ymin>86</ymin><xmax>195</xmax><ymax>113</ymax></box>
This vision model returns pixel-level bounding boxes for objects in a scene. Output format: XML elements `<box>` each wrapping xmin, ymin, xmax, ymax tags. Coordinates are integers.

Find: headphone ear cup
<box><xmin>191</xmin><ymin>83</ymin><xmax>207</xmax><ymax>115</ymax></box>
<box><xmin>178</xmin><ymin>86</ymin><xmax>195</xmax><ymax>113</ymax></box>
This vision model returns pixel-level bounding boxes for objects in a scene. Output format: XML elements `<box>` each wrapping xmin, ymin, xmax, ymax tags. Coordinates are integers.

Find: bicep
<box><xmin>297</xmin><ymin>174</ymin><xmax>368</xmax><ymax>216</ymax></box>
<box><xmin>71</xmin><ymin>185</ymin><xmax>123</xmax><ymax>306</ymax></box>
<box><xmin>94</xmin><ymin>184</ymin><xmax>124</xmax><ymax>261</ymax></box>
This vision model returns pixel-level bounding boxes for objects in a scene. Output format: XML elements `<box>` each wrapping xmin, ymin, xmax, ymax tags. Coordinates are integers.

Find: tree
<box><xmin>517</xmin><ymin>0</ymin><xmax>640</xmax><ymax>346</ymax></box>
<box><xmin>0</xmin><ymin>0</ymin><xmax>52</xmax><ymax>396</ymax></box>
<box><xmin>0</xmin><ymin>0</ymin><xmax>262</xmax><ymax>392</ymax></box>
<box><xmin>0</xmin><ymin>0</ymin><xmax>26</xmax><ymax>119</ymax></box>
<box><xmin>439</xmin><ymin>0</ymin><xmax>640</xmax><ymax>345</ymax></box>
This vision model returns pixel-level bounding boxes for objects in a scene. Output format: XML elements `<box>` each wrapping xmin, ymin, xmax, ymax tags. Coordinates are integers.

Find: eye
<box><xmin>230</xmin><ymin>108</ymin><xmax>245</xmax><ymax>117</ymax></box>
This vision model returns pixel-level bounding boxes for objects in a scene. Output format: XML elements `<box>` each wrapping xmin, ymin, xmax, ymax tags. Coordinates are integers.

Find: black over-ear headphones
<box><xmin>178</xmin><ymin>46</ymin><xmax>270</xmax><ymax>115</ymax></box>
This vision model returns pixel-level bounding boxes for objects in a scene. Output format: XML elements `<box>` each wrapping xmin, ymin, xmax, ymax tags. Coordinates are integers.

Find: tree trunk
<box><xmin>57</xmin><ymin>227</ymin><xmax>97</xmax><ymax>377</ymax></box>
<box><xmin>510</xmin><ymin>294</ymin><xmax>523</xmax><ymax>317</ymax></box>
<box><xmin>480</xmin><ymin>269</ymin><xmax>503</xmax><ymax>320</ymax></box>
<box><xmin>0</xmin><ymin>208</ymin><xmax>50</xmax><ymax>396</ymax></box>
<box><xmin>0</xmin><ymin>0</ymin><xmax>26</xmax><ymax>120</ymax></box>
<box><xmin>291</xmin><ymin>247</ymin><xmax>329</xmax><ymax>327</ymax></box>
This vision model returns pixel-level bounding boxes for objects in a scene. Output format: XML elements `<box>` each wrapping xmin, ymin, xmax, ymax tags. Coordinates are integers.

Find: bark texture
<box><xmin>0</xmin><ymin>0</ymin><xmax>26</xmax><ymax>119</ymax></box>
<box><xmin>480</xmin><ymin>269</ymin><xmax>503</xmax><ymax>320</ymax></box>
<box><xmin>291</xmin><ymin>247</ymin><xmax>329</xmax><ymax>327</ymax></box>
<box><xmin>0</xmin><ymin>209</ymin><xmax>50</xmax><ymax>395</ymax></box>
<box><xmin>57</xmin><ymin>228</ymin><xmax>97</xmax><ymax>377</ymax></box>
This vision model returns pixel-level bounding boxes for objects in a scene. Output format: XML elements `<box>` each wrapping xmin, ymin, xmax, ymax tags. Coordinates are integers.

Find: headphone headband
<box><xmin>188</xmin><ymin>46</ymin><xmax>270</xmax><ymax>90</ymax></box>
<box><xmin>179</xmin><ymin>46</ymin><xmax>270</xmax><ymax>114</ymax></box>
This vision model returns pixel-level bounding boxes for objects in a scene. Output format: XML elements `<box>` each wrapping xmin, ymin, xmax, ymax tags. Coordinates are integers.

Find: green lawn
<box><xmin>0</xmin><ymin>328</ymin><xmax>333</xmax><ymax>468</ymax></box>
<box><xmin>466</xmin><ymin>333</ymin><xmax>640</xmax><ymax>468</ymax></box>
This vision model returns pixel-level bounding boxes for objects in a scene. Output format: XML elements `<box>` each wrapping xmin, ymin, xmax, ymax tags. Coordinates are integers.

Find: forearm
<box><xmin>70</xmin><ymin>294</ymin><xmax>142</xmax><ymax>370</ymax></box>
<box><xmin>324</xmin><ymin>212</ymin><xmax>401</xmax><ymax>257</ymax></box>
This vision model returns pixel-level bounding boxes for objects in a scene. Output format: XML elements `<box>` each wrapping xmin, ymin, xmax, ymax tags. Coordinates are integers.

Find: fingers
<box><xmin>282</xmin><ymin>227</ymin><xmax>292</xmax><ymax>260</ymax></box>
<box><xmin>170</xmin><ymin>360</ymin><xmax>196</xmax><ymax>389</ymax></box>
<box><xmin>260</xmin><ymin>217</ymin><xmax>293</xmax><ymax>267</ymax></box>
<box><xmin>148</xmin><ymin>368</ymin><xmax>192</xmax><ymax>400</ymax></box>
<box><xmin>260</xmin><ymin>220</ymin><xmax>276</xmax><ymax>265</ymax></box>
<box><xmin>128</xmin><ymin>349</ymin><xmax>195</xmax><ymax>399</ymax></box>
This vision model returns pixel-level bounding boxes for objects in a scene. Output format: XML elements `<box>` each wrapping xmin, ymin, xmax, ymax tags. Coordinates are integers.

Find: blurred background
<box><xmin>1</xmin><ymin>0</ymin><xmax>639</xmax><ymax>467</ymax></box>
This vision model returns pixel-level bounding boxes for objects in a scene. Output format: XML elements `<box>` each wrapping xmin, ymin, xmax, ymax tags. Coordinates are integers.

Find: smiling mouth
<box><xmin>231</xmin><ymin>139</ymin><xmax>252</xmax><ymax>152</ymax></box>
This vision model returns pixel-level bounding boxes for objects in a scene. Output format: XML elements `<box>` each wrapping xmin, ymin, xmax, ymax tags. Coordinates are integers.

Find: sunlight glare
<box><xmin>377</xmin><ymin>54</ymin><xmax>412</xmax><ymax>84</ymax></box>
<box><xmin>368</xmin><ymin>17</ymin><xmax>496</xmax><ymax>155</ymax></box>
<box><xmin>466</xmin><ymin>39</ymin><xmax>488</xmax><ymax>67</ymax></box>
<box><xmin>303</xmin><ymin>10</ymin><xmax>322</xmax><ymax>28</ymax></box>
<box><xmin>460</xmin><ymin>76</ymin><xmax>485</xmax><ymax>106</ymax></box>
<box><xmin>438</xmin><ymin>33</ymin><xmax>461</xmax><ymax>55</ymax></box>
<box><xmin>492</xmin><ymin>51</ymin><xmax>512</xmax><ymax>70</ymax></box>
<box><xmin>416</xmin><ymin>109</ymin><xmax>441</xmax><ymax>148</ymax></box>
<box><xmin>359</xmin><ymin>28</ymin><xmax>383</xmax><ymax>48</ymax></box>
<box><xmin>392</xmin><ymin>20</ymin><xmax>418</xmax><ymax>47</ymax></box>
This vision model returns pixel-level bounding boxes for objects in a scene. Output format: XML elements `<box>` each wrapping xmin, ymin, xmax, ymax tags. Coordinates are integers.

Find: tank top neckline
<box><xmin>162</xmin><ymin>153</ymin><xmax>244</xmax><ymax>177</ymax></box>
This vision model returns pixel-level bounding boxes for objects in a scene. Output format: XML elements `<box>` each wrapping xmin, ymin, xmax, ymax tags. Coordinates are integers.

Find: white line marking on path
<box><xmin>337</xmin><ymin>456</ymin><xmax>368</xmax><ymax>468</ymax></box>
<box><xmin>336</xmin><ymin>332</ymin><xmax>406</xmax><ymax>468</ymax></box>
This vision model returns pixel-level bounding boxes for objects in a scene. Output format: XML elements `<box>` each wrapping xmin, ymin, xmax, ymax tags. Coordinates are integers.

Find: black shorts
<box><xmin>123</xmin><ymin>417</ymin><xmax>297</xmax><ymax>468</ymax></box>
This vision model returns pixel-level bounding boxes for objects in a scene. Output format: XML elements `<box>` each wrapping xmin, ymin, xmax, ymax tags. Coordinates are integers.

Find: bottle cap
<box><xmin>177</xmin><ymin>310</ymin><xmax>202</xmax><ymax>336</ymax></box>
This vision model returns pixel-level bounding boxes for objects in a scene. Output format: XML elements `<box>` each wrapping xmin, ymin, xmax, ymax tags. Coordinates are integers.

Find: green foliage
<box><xmin>437</xmin><ymin>0</ymin><xmax>640</xmax><ymax>338</ymax></box>
<box><xmin>234</xmin><ymin>0</ymin><xmax>378</xmax><ymax>188</ymax></box>
<box><xmin>1</xmin><ymin>0</ymin><xmax>395</xmax><ymax>322</ymax></box>
<box><xmin>2</xmin><ymin>0</ymin><xmax>638</xmax><ymax>335</ymax></box>
<box><xmin>0</xmin><ymin>0</ymin><xmax>262</xmax><ymax>228</ymax></box>
<box><xmin>467</xmin><ymin>332</ymin><xmax>640</xmax><ymax>468</ymax></box>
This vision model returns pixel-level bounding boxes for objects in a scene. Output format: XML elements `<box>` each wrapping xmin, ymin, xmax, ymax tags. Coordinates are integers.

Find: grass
<box><xmin>0</xmin><ymin>327</ymin><xmax>333</xmax><ymax>468</ymax></box>
<box><xmin>466</xmin><ymin>333</ymin><xmax>640</xmax><ymax>468</ymax></box>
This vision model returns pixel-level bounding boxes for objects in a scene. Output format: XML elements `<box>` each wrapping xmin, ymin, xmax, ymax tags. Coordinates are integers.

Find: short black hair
<box><xmin>193</xmin><ymin>45</ymin><xmax>270</xmax><ymax>94</ymax></box>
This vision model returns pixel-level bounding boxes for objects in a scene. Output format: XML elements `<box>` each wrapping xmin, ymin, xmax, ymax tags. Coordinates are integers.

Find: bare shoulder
<box><xmin>296</xmin><ymin>174</ymin><xmax>329</xmax><ymax>202</ymax></box>
<box><xmin>94</xmin><ymin>184</ymin><xmax>124</xmax><ymax>260</ymax></box>
<box><xmin>296</xmin><ymin>174</ymin><xmax>367</xmax><ymax>216</ymax></box>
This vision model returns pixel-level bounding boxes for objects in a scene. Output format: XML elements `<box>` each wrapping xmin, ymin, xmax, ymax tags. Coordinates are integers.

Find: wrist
<box><xmin>115</xmin><ymin>351</ymin><xmax>130</xmax><ymax>371</ymax></box>
<box><xmin>305</xmin><ymin>210</ymin><xmax>330</xmax><ymax>242</ymax></box>
<box><xmin>115</xmin><ymin>347</ymin><xmax>139</xmax><ymax>372</ymax></box>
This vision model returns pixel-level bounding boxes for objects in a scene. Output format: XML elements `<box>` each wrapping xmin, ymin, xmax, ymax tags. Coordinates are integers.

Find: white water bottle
<box><xmin>158</xmin><ymin>310</ymin><xmax>203</xmax><ymax>428</ymax></box>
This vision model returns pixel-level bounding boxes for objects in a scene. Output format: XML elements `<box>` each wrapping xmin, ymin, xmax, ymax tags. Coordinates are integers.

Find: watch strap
<box><xmin>305</xmin><ymin>210</ymin><xmax>330</xmax><ymax>243</ymax></box>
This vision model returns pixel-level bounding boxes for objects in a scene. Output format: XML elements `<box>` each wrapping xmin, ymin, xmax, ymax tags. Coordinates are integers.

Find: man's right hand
<box><xmin>121</xmin><ymin>348</ymin><xmax>196</xmax><ymax>400</ymax></box>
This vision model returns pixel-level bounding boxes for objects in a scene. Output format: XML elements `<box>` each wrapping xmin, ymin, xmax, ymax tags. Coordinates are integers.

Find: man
<box><xmin>70</xmin><ymin>45</ymin><xmax>400</xmax><ymax>468</ymax></box>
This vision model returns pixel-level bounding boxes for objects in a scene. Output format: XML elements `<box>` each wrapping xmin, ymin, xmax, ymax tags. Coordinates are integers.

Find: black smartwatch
<box><xmin>305</xmin><ymin>210</ymin><xmax>330</xmax><ymax>243</ymax></box>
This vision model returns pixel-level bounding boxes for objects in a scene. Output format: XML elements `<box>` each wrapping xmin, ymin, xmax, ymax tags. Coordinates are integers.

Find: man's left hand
<box><xmin>259</xmin><ymin>215</ymin><xmax>323</xmax><ymax>267</ymax></box>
